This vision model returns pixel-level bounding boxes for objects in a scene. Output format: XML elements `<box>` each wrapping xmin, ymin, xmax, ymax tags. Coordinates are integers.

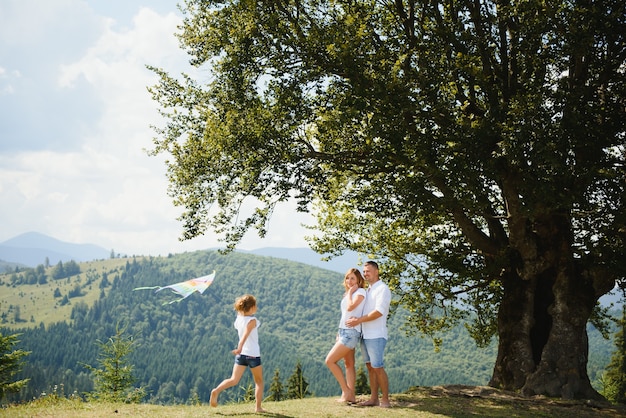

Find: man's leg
<box><xmin>372</xmin><ymin>366</ymin><xmax>390</xmax><ymax>407</ymax></box>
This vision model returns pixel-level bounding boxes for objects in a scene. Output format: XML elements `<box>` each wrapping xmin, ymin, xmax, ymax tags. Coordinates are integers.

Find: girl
<box><xmin>210</xmin><ymin>294</ymin><xmax>265</xmax><ymax>413</ymax></box>
<box><xmin>325</xmin><ymin>268</ymin><xmax>366</xmax><ymax>403</ymax></box>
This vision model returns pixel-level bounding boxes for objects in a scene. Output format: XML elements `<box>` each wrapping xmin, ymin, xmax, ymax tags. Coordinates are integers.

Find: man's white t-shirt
<box><xmin>361</xmin><ymin>280</ymin><xmax>391</xmax><ymax>339</ymax></box>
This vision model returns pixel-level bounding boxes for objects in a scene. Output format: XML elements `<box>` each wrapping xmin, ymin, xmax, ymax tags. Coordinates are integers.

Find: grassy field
<box><xmin>0</xmin><ymin>257</ymin><xmax>139</xmax><ymax>329</ymax></box>
<box><xmin>2</xmin><ymin>386</ymin><xmax>625</xmax><ymax>418</ymax></box>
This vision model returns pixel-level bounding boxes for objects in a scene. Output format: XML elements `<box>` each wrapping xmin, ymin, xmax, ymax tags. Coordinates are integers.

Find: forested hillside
<box><xmin>0</xmin><ymin>251</ymin><xmax>614</xmax><ymax>404</ymax></box>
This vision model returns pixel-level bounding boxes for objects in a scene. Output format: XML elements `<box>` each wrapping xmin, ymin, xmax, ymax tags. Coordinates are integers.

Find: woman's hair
<box><xmin>343</xmin><ymin>268</ymin><xmax>365</xmax><ymax>291</ymax></box>
<box><xmin>234</xmin><ymin>294</ymin><xmax>257</xmax><ymax>313</ymax></box>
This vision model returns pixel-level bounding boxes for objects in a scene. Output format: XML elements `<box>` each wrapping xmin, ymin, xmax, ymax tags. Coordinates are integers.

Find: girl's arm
<box><xmin>346</xmin><ymin>288</ymin><xmax>365</xmax><ymax>312</ymax></box>
<box><xmin>232</xmin><ymin>318</ymin><xmax>257</xmax><ymax>355</ymax></box>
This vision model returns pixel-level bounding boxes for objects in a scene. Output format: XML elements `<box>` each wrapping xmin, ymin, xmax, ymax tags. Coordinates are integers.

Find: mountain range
<box><xmin>0</xmin><ymin>232</ymin><xmax>111</xmax><ymax>268</ymax></box>
<box><xmin>1</xmin><ymin>232</ymin><xmax>620</xmax><ymax>305</ymax></box>
<box><xmin>0</xmin><ymin>232</ymin><xmax>362</xmax><ymax>274</ymax></box>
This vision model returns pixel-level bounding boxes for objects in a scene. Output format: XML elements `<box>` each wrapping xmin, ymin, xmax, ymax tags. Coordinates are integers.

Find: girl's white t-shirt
<box><xmin>234</xmin><ymin>315</ymin><xmax>261</xmax><ymax>357</ymax></box>
<box><xmin>338</xmin><ymin>288</ymin><xmax>367</xmax><ymax>332</ymax></box>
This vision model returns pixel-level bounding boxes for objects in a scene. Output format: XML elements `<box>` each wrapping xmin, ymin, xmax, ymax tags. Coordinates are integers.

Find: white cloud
<box><xmin>0</xmin><ymin>1</ymin><xmax>315</xmax><ymax>256</ymax></box>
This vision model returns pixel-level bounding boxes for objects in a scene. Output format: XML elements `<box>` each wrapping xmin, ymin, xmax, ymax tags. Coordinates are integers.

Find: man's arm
<box><xmin>345</xmin><ymin>310</ymin><xmax>382</xmax><ymax>327</ymax></box>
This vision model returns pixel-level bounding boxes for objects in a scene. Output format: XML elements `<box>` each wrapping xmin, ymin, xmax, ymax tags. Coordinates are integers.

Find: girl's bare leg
<box><xmin>210</xmin><ymin>364</ymin><xmax>246</xmax><ymax>407</ymax></box>
<box><xmin>325</xmin><ymin>341</ymin><xmax>355</xmax><ymax>402</ymax></box>
<box><xmin>250</xmin><ymin>365</ymin><xmax>265</xmax><ymax>412</ymax></box>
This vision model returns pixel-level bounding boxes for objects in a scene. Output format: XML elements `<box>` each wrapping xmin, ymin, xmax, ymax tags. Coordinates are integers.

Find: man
<box><xmin>346</xmin><ymin>260</ymin><xmax>391</xmax><ymax>407</ymax></box>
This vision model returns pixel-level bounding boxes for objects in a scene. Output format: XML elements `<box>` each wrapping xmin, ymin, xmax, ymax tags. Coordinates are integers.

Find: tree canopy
<box><xmin>149</xmin><ymin>0</ymin><xmax>625</xmax><ymax>399</ymax></box>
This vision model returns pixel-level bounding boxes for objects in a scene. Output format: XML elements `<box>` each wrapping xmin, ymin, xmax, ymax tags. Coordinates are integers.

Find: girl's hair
<box><xmin>234</xmin><ymin>294</ymin><xmax>257</xmax><ymax>313</ymax></box>
<box><xmin>343</xmin><ymin>268</ymin><xmax>365</xmax><ymax>291</ymax></box>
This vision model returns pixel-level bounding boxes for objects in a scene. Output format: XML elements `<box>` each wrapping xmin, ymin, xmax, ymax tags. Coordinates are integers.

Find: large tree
<box><xmin>149</xmin><ymin>0</ymin><xmax>625</xmax><ymax>399</ymax></box>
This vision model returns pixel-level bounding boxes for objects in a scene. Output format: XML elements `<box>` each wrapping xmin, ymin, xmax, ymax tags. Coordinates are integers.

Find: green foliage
<box><xmin>0</xmin><ymin>331</ymin><xmax>30</xmax><ymax>401</ymax></box>
<box><xmin>83</xmin><ymin>324</ymin><xmax>144</xmax><ymax>403</ymax></box>
<box><xmin>26</xmin><ymin>383</ymin><xmax>83</xmax><ymax>409</ymax></box>
<box><xmin>241</xmin><ymin>382</ymin><xmax>255</xmax><ymax>403</ymax></box>
<box><xmin>51</xmin><ymin>260</ymin><xmax>81</xmax><ymax>280</ymax></box>
<box><xmin>601</xmin><ymin>297</ymin><xmax>626</xmax><ymax>404</ymax></box>
<box><xmin>7</xmin><ymin>264</ymin><xmax>47</xmax><ymax>285</ymax></box>
<box><xmin>355</xmin><ymin>365</ymin><xmax>369</xmax><ymax>396</ymax></box>
<box><xmin>149</xmin><ymin>0</ymin><xmax>625</xmax><ymax>336</ymax></box>
<box><xmin>188</xmin><ymin>388</ymin><xmax>200</xmax><ymax>406</ymax></box>
<box><xmin>286</xmin><ymin>361</ymin><xmax>311</xmax><ymax>399</ymax></box>
<box><xmin>268</xmin><ymin>368</ymin><xmax>284</xmax><ymax>401</ymax></box>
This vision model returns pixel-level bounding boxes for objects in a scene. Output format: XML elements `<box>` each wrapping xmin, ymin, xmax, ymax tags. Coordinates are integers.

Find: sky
<box><xmin>0</xmin><ymin>0</ymin><xmax>314</xmax><ymax>256</ymax></box>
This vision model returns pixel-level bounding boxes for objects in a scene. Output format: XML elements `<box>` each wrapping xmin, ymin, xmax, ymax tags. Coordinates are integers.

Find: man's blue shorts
<box><xmin>361</xmin><ymin>338</ymin><xmax>387</xmax><ymax>368</ymax></box>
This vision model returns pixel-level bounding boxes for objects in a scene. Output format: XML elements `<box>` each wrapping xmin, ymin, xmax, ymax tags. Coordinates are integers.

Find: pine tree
<box><xmin>0</xmin><ymin>332</ymin><xmax>30</xmax><ymax>401</ymax></box>
<box><xmin>84</xmin><ymin>324</ymin><xmax>144</xmax><ymax>403</ymax></box>
<box><xmin>286</xmin><ymin>361</ymin><xmax>310</xmax><ymax>399</ymax></box>
<box><xmin>602</xmin><ymin>289</ymin><xmax>626</xmax><ymax>404</ymax></box>
<box><xmin>268</xmin><ymin>367</ymin><xmax>284</xmax><ymax>401</ymax></box>
<box><xmin>355</xmin><ymin>365</ymin><xmax>369</xmax><ymax>396</ymax></box>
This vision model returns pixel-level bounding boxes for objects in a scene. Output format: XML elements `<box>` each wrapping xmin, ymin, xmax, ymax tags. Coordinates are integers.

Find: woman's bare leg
<box><xmin>325</xmin><ymin>341</ymin><xmax>355</xmax><ymax>402</ymax></box>
<box><xmin>344</xmin><ymin>349</ymin><xmax>356</xmax><ymax>398</ymax></box>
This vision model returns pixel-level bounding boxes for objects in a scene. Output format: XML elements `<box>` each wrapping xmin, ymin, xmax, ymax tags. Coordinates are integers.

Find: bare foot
<box><xmin>338</xmin><ymin>390</ymin><xmax>355</xmax><ymax>403</ymax></box>
<box><xmin>379</xmin><ymin>402</ymin><xmax>392</xmax><ymax>408</ymax></box>
<box><xmin>210</xmin><ymin>389</ymin><xmax>218</xmax><ymax>407</ymax></box>
<box><xmin>358</xmin><ymin>399</ymin><xmax>379</xmax><ymax>406</ymax></box>
<box><xmin>255</xmin><ymin>407</ymin><xmax>266</xmax><ymax>413</ymax></box>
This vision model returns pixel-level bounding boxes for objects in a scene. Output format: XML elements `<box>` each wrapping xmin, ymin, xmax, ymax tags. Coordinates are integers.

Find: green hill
<box><xmin>0</xmin><ymin>257</ymin><xmax>135</xmax><ymax>327</ymax></box>
<box><xmin>0</xmin><ymin>250</ymin><xmax>615</xmax><ymax>404</ymax></box>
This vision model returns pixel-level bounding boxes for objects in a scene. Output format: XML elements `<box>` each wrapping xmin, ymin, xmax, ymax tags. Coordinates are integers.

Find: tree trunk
<box><xmin>489</xmin><ymin>214</ymin><xmax>605</xmax><ymax>400</ymax></box>
<box><xmin>490</xmin><ymin>267</ymin><xmax>604</xmax><ymax>399</ymax></box>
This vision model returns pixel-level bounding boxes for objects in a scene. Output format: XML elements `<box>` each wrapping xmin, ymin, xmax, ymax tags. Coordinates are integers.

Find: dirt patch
<box><xmin>393</xmin><ymin>385</ymin><xmax>626</xmax><ymax>417</ymax></box>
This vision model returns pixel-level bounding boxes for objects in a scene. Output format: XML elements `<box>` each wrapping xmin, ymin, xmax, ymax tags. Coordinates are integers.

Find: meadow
<box><xmin>2</xmin><ymin>386</ymin><xmax>625</xmax><ymax>418</ymax></box>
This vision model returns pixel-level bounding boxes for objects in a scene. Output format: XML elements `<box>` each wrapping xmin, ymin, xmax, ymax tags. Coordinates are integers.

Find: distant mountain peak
<box><xmin>0</xmin><ymin>232</ymin><xmax>110</xmax><ymax>267</ymax></box>
<box><xmin>2</xmin><ymin>231</ymin><xmax>66</xmax><ymax>248</ymax></box>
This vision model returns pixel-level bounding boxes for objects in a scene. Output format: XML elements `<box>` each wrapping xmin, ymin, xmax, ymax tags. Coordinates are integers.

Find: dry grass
<box><xmin>2</xmin><ymin>386</ymin><xmax>625</xmax><ymax>418</ymax></box>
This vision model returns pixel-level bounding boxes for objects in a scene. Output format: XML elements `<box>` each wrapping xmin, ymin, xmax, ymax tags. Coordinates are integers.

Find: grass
<box><xmin>0</xmin><ymin>257</ymin><xmax>139</xmax><ymax>329</ymax></box>
<box><xmin>2</xmin><ymin>386</ymin><xmax>625</xmax><ymax>418</ymax></box>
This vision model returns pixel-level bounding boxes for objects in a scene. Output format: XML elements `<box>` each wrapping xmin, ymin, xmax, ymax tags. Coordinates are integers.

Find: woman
<box><xmin>325</xmin><ymin>268</ymin><xmax>366</xmax><ymax>403</ymax></box>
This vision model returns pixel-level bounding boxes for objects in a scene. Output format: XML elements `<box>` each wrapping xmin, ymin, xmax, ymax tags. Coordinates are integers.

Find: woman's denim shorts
<box><xmin>338</xmin><ymin>328</ymin><xmax>361</xmax><ymax>349</ymax></box>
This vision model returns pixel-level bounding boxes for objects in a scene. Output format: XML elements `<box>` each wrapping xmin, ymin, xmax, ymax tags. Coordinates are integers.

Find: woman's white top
<box><xmin>339</xmin><ymin>288</ymin><xmax>367</xmax><ymax>332</ymax></box>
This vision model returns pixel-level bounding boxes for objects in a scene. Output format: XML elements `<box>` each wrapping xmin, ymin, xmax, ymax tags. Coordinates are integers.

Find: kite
<box><xmin>133</xmin><ymin>271</ymin><xmax>216</xmax><ymax>304</ymax></box>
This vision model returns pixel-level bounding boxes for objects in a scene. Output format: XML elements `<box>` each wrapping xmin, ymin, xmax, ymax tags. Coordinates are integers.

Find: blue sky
<box><xmin>0</xmin><ymin>0</ymin><xmax>313</xmax><ymax>255</ymax></box>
